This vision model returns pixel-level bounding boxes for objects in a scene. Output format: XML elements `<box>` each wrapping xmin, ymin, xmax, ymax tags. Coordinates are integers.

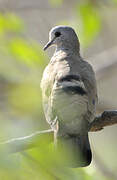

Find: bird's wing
<box><xmin>41</xmin><ymin>59</ymin><xmax>97</xmax><ymax>133</ymax></box>
<box><xmin>49</xmin><ymin>73</ymin><xmax>91</xmax><ymax>135</ymax></box>
<box><xmin>40</xmin><ymin>64</ymin><xmax>55</xmax><ymax>125</ymax></box>
<box><xmin>81</xmin><ymin>62</ymin><xmax>98</xmax><ymax>123</ymax></box>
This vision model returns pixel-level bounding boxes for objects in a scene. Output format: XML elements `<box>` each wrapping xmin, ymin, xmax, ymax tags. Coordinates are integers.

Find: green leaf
<box><xmin>8</xmin><ymin>84</ymin><xmax>41</xmax><ymax>114</ymax></box>
<box><xmin>76</xmin><ymin>2</ymin><xmax>101</xmax><ymax>47</ymax></box>
<box><xmin>0</xmin><ymin>13</ymin><xmax>24</xmax><ymax>35</ymax></box>
<box><xmin>0</xmin><ymin>14</ymin><xmax>6</xmax><ymax>34</ymax></box>
<box><xmin>5</xmin><ymin>13</ymin><xmax>24</xmax><ymax>33</ymax></box>
<box><xmin>8</xmin><ymin>38</ymin><xmax>47</xmax><ymax>67</ymax></box>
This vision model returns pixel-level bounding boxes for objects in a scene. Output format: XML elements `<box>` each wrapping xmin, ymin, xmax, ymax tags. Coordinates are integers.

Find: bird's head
<box><xmin>43</xmin><ymin>25</ymin><xmax>80</xmax><ymax>52</ymax></box>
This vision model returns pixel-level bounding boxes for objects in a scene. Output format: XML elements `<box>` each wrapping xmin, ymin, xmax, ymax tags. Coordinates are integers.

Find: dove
<box><xmin>41</xmin><ymin>25</ymin><xmax>97</xmax><ymax>167</ymax></box>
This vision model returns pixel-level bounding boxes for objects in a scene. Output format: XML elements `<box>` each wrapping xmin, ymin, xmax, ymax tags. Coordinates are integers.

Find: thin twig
<box><xmin>0</xmin><ymin>129</ymin><xmax>53</xmax><ymax>153</ymax></box>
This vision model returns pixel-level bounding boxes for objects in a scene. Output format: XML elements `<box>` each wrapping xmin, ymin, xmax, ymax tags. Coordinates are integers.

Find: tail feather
<box><xmin>57</xmin><ymin>133</ymin><xmax>92</xmax><ymax>168</ymax></box>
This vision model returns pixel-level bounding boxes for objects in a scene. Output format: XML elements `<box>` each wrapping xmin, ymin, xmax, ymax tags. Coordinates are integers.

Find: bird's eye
<box><xmin>55</xmin><ymin>31</ymin><xmax>61</xmax><ymax>37</ymax></box>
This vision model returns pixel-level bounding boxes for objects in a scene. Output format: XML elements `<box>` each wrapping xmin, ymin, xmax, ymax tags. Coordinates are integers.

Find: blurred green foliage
<box><xmin>112</xmin><ymin>0</ymin><xmax>117</xmax><ymax>3</ymax></box>
<box><xmin>0</xmin><ymin>12</ymin><xmax>48</xmax><ymax>138</ymax></box>
<box><xmin>9</xmin><ymin>39</ymin><xmax>46</xmax><ymax>67</ymax></box>
<box><xmin>75</xmin><ymin>2</ymin><xmax>101</xmax><ymax>47</ymax></box>
<box><xmin>0</xmin><ymin>12</ymin><xmax>92</xmax><ymax>180</ymax></box>
<box><xmin>0</xmin><ymin>13</ymin><xmax>23</xmax><ymax>34</ymax></box>
<box><xmin>57</xmin><ymin>1</ymin><xmax>101</xmax><ymax>47</ymax></box>
<box><xmin>0</xmin><ymin>0</ymin><xmax>116</xmax><ymax>179</ymax></box>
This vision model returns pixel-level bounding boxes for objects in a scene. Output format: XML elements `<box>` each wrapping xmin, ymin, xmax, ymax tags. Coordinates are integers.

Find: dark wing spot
<box><xmin>62</xmin><ymin>86</ymin><xmax>87</xmax><ymax>96</ymax></box>
<box><xmin>59</xmin><ymin>75</ymin><xmax>80</xmax><ymax>82</ymax></box>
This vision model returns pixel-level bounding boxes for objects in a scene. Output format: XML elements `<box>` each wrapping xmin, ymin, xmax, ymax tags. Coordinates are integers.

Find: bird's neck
<box><xmin>51</xmin><ymin>47</ymin><xmax>81</xmax><ymax>63</ymax></box>
<box><xmin>55</xmin><ymin>46</ymin><xmax>80</xmax><ymax>56</ymax></box>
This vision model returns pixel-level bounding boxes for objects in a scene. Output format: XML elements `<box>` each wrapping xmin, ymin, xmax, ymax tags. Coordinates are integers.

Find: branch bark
<box><xmin>89</xmin><ymin>110</ymin><xmax>117</xmax><ymax>131</ymax></box>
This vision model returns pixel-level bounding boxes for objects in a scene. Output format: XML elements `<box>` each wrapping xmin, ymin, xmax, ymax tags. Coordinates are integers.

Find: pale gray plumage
<box><xmin>41</xmin><ymin>26</ymin><xmax>98</xmax><ymax>167</ymax></box>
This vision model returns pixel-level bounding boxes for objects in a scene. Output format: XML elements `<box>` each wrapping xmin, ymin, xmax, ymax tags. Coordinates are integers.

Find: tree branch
<box><xmin>0</xmin><ymin>110</ymin><xmax>117</xmax><ymax>153</ymax></box>
<box><xmin>0</xmin><ymin>47</ymin><xmax>117</xmax><ymax>153</ymax></box>
<box><xmin>89</xmin><ymin>110</ymin><xmax>117</xmax><ymax>131</ymax></box>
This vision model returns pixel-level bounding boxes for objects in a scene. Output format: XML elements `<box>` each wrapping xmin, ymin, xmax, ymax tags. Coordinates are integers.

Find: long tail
<box><xmin>57</xmin><ymin>133</ymin><xmax>92</xmax><ymax>168</ymax></box>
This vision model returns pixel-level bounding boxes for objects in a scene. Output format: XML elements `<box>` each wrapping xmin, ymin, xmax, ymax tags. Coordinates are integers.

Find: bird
<box><xmin>41</xmin><ymin>25</ymin><xmax>98</xmax><ymax>167</ymax></box>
